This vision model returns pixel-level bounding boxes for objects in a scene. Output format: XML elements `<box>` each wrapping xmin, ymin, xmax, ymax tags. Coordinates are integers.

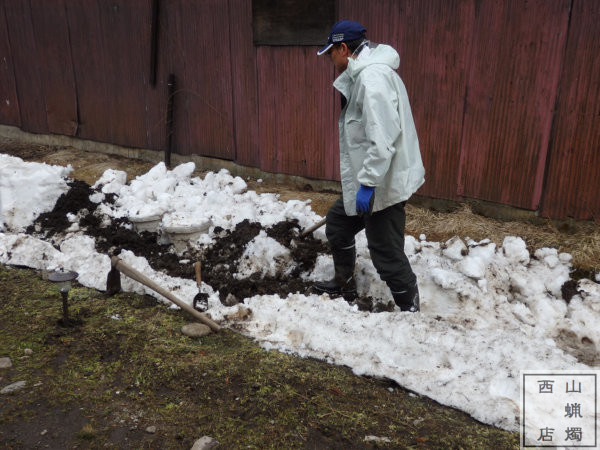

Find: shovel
<box><xmin>192</xmin><ymin>261</ymin><xmax>209</xmax><ymax>312</ymax></box>
<box><xmin>107</xmin><ymin>256</ymin><xmax>220</xmax><ymax>332</ymax></box>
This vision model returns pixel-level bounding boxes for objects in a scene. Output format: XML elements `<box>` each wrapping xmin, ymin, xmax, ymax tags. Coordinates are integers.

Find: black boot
<box><xmin>391</xmin><ymin>282</ymin><xmax>420</xmax><ymax>312</ymax></box>
<box><xmin>313</xmin><ymin>246</ymin><xmax>356</xmax><ymax>295</ymax></box>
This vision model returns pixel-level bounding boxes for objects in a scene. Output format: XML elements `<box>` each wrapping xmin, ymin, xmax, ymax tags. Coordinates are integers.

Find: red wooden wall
<box><xmin>256</xmin><ymin>46</ymin><xmax>337</xmax><ymax>180</ymax></box>
<box><xmin>540</xmin><ymin>0</ymin><xmax>600</xmax><ymax>220</ymax></box>
<box><xmin>458</xmin><ymin>0</ymin><xmax>569</xmax><ymax>211</ymax></box>
<box><xmin>0</xmin><ymin>0</ymin><xmax>598</xmax><ymax>221</ymax></box>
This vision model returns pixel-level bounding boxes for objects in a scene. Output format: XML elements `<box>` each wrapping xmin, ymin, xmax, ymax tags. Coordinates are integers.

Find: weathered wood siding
<box><xmin>0</xmin><ymin>0</ymin><xmax>598</xmax><ymax>221</ymax></box>
<box><xmin>458</xmin><ymin>0</ymin><xmax>570</xmax><ymax>210</ymax></box>
<box><xmin>161</xmin><ymin>0</ymin><xmax>235</xmax><ymax>159</ymax></box>
<box><xmin>3</xmin><ymin>0</ymin><xmax>48</xmax><ymax>134</ymax></box>
<box><xmin>228</xmin><ymin>0</ymin><xmax>260</xmax><ymax>168</ymax></box>
<box><xmin>540</xmin><ymin>0</ymin><xmax>600</xmax><ymax>220</ymax></box>
<box><xmin>256</xmin><ymin>46</ymin><xmax>337</xmax><ymax>180</ymax></box>
<box><xmin>31</xmin><ymin>0</ymin><xmax>78</xmax><ymax>136</ymax></box>
<box><xmin>0</xmin><ymin>1</ymin><xmax>19</xmax><ymax>127</ymax></box>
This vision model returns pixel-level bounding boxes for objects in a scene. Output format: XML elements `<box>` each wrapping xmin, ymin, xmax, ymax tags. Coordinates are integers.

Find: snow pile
<box><xmin>235</xmin><ymin>231</ymin><xmax>294</xmax><ymax>279</ymax></box>
<box><xmin>0</xmin><ymin>154</ymin><xmax>72</xmax><ymax>231</ymax></box>
<box><xmin>1</xmin><ymin>154</ymin><xmax>599</xmax><ymax>432</ymax></box>
<box><xmin>93</xmin><ymin>162</ymin><xmax>320</xmax><ymax>237</ymax></box>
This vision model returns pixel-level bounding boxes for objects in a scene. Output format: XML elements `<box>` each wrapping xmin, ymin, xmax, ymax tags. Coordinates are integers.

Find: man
<box><xmin>313</xmin><ymin>20</ymin><xmax>425</xmax><ymax>312</ymax></box>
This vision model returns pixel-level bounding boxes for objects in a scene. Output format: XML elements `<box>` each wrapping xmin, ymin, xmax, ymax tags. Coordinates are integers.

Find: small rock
<box><xmin>364</xmin><ymin>435</ymin><xmax>392</xmax><ymax>443</ymax></box>
<box><xmin>222</xmin><ymin>293</ymin><xmax>238</xmax><ymax>306</ymax></box>
<box><xmin>191</xmin><ymin>436</ymin><xmax>219</xmax><ymax>450</ymax></box>
<box><xmin>181</xmin><ymin>323</ymin><xmax>212</xmax><ymax>338</ymax></box>
<box><xmin>40</xmin><ymin>429</ymin><xmax>47</xmax><ymax>436</ymax></box>
<box><xmin>224</xmin><ymin>305</ymin><xmax>252</xmax><ymax>321</ymax></box>
<box><xmin>1</xmin><ymin>380</ymin><xmax>26</xmax><ymax>394</ymax></box>
<box><xmin>145</xmin><ymin>426</ymin><xmax>156</xmax><ymax>434</ymax></box>
<box><xmin>23</xmin><ymin>348</ymin><xmax>33</xmax><ymax>356</ymax></box>
<box><xmin>0</xmin><ymin>357</ymin><xmax>12</xmax><ymax>369</ymax></box>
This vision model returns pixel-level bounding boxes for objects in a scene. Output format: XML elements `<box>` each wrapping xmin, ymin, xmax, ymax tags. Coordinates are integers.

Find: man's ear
<box><xmin>340</xmin><ymin>42</ymin><xmax>350</xmax><ymax>56</ymax></box>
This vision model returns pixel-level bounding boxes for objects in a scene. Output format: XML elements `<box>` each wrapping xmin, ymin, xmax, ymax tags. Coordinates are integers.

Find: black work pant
<box><xmin>325</xmin><ymin>195</ymin><xmax>416</xmax><ymax>291</ymax></box>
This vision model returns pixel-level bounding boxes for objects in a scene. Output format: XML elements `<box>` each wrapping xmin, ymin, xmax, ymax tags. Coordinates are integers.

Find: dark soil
<box><xmin>24</xmin><ymin>179</ymin><xmax>383</xmax><ymax>311</ymax></box>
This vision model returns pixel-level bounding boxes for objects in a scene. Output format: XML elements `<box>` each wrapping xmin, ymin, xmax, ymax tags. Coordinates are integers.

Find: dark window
<box><xmin>252</xmin><ymin>0</ymin><xmax>336</xmax><ymax>46</ymax></box>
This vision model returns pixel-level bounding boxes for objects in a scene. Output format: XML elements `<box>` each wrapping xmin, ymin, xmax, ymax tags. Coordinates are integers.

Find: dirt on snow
<box><xmin>23</xmin><ymin>177</ymin><xmax>388</xmax><ymax>312</ymax></box>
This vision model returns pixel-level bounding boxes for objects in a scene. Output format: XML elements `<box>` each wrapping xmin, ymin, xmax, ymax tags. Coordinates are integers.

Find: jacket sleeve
<box><xmin>356</xmin><ymin>71</ymin><xmax>402</xmax><ymax>187</ymax></box>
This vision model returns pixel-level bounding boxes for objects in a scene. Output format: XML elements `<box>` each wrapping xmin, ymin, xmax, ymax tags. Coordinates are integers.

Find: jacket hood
<box><xmin>333</xmin><ymin>43</ymin><xmax>400</xmax><ymax>97</ymax></box>
<box><xmin>346</xmin><ymin>43</ymin><xmax>400</xmax><ymax>79</ymax></box>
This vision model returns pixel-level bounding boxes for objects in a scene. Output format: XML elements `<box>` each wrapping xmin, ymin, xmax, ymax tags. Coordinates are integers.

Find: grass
<box><xmin>0</xmin><ymin>264</ymin><xmax>519</xmax><ymax>449</ymax></box>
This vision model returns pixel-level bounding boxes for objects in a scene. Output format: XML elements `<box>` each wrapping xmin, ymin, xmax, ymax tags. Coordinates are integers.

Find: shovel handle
<box><xmin>111</xmin><ymin>256</ymin><xmax>220</xmax><ymax>332</ymax></box>
<box><xmin>301</xmin><ymin>218</ymin><xmax>326</xmax><ymax>237</ymax></box>
<box><xmin>195</xmin><ymin>261</ymin><xmax>202</xmax><ymax>286</ymax></box>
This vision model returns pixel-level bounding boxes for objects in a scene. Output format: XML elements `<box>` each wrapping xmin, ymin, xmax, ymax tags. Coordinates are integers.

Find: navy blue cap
<box><xmin>317</xmin><ymin>20</ymin><xmax>367</xmax><ymax>56</ymax></box>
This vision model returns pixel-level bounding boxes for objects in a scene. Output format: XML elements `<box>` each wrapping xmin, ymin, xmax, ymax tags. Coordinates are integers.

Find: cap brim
<box><xmin>317</xmin><ymin>43</ymin><xmax>333</xmax><ymax>56</ymax></box>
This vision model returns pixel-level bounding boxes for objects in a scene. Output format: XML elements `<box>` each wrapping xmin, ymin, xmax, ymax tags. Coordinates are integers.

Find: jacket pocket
<box><xmin>345</xmin><ymin>119</ymin><xmax>366</xmax><ymax>147</ymax></box>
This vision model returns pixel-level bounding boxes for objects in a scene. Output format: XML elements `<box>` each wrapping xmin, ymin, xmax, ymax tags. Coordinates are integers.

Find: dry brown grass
<box><xmin>406</xmin><ymin>203</ymin><xmax>600</xmax><ymax>273</ymax></box>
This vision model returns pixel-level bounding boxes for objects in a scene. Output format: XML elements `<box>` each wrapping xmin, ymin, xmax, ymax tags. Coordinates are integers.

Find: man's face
<box><xmin>327</xmin><ymin>43</ymin><xmax>350</xmax><ymax>72</ymax></box>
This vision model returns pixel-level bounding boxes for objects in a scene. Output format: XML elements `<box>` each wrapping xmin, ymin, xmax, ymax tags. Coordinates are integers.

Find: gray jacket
<box><xmin>333</xmin><ymin>43</ymin><xmax>425</xmax><ymax>215</ymax></box>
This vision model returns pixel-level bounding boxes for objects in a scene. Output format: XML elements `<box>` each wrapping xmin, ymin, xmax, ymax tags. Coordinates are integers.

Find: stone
<box><xmin>181</xmin><ymin>323</ymin><xmax>212</xmax><ymax>338</ymax></box>
<box><xmin>224</xmin><ymin>305</ymin><xmax>252</xmax><ymax>321</ymax></box>
<box><xmin>24</xmin><ymin>348</ymin><xmax>33</xmax><ymax>356</ymax></box>
<box><xmin>0</xmin><ymin>357</ymin><xmax>12</xmax><ymax>369</ymax></box>
<box><xmin>145</xmin><ymin>426</ymin><xmax>156</xmax><ymax>434</ymax></box>
<box><xmin>191</xmin><ymin>436</ymin><xmax>220</xmax><ymax>450</ymax></box>
<box><xmin>364</xmin><ymin>435</ymin><xmax>392</xmax><ymax>444</ymax></box>
<box><xmin>222</xmin><ymin>293</ymin><xmax>238</xmax><ymax>306</ymax></box>
<box><xmin>1</xmin><ymin>380</ymin><xmax>26</xmax><ymax>394</ymax></box>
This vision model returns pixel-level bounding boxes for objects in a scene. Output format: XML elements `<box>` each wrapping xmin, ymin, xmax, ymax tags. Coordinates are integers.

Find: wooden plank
<box><xmin>228</xmin><ymin>0</ymin><xmax>260</xmax><ymax>168</ymax></box>
<box><xmin>64</xmin><ymin>0</ymin><xmax>111</xmax><ymax>143</ymax></box>
<box><xmin>458</xmin><ymin>0</ymin><xmax>570</xmax><ymax>209</ymax></box>
<box><xmin>540</xmin><ymin>0</ymin><xmax>600</xmax><ymax>221</ymax></box>
<box><xmin>3</xmin><ymin>0</ymin><xmax>47</xmax><ymax>133</ymax></box>
<box><xmin>0</xmin><ymin>2</ymin><xmax>20</xmax><ymax>127</ymax></box>
<box><xmin>95</xmin><ymin>0</ymin><xmax>153</xmax><ymax>149</ymax></box>
<box><xmin>30</xmin><ymin>0</ymin><xmax>78</xmax><ymax>136</ymax></box>
<box><xmin>162</xmin><ymin>0</ymin><xmax>235</xmax><ymax>160</ymax></box>
<box><xmin>394</xmin><ymin>0</ymin><xmax>474</xmax><ymax>201</ymax></box>
<box><xmin>257</xmin><ymin>46</ymin><xmax>336</xmax><ymax>180</ymax></box>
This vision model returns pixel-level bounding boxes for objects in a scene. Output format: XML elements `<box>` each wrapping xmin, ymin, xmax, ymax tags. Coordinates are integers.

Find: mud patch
<box><xmin>554</xmin><ymin>329</ymin><xmax>600</xmax><ymax>366</ymax></box>
<box><xmin>561</xmin><ymin>279</ymin><xmax>578</xmax><ymax>303</ymax></box>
